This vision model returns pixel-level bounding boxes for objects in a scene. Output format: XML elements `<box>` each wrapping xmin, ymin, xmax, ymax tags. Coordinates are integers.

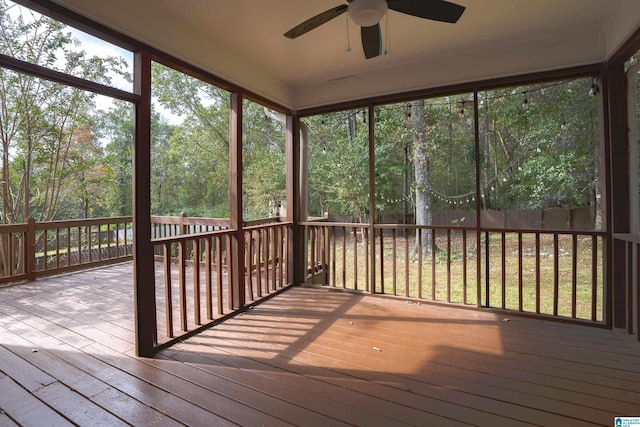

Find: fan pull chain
<box><xmin>384</xmin><ymin>13</ymin><xmax>389</xmax><ymax>55</ymax></box>
<box><xmin>346</xmin><ymin>14</ymin><xmax>352</xmax><ymax>52</ymax></box>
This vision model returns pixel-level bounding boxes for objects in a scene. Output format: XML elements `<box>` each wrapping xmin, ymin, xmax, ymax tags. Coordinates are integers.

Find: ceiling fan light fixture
<box><xmin>348</xmin><ymin>0</ymin><xmax>388</xmax><ymax>27</ymax></box>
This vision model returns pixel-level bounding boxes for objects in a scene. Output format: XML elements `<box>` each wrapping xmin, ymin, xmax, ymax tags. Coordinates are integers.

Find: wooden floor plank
<box><xmin>88</xmin><ymin>342</ymin><xmax>293</xmax><ymax>427</ymax></box>
<box><xmin>212</xmin><ymin>319</ymin><xmax>602</xmax><ymax>426</ymax></box>
<box><xmin>170</xmin><ymin>334</ymin><xmax>532</xmax><ymax>427</ymax></box>
<box><xmin>0</xmin><ymin>413</ymin><xmax>19</xmax><ymax>427</ymax></box>
<box><xmin>143</xmin><ymin>352</ymin><xmax>361</xmax><ymax>427</ymax></box>
<box><xmin>238</xmin><ymin>312</ymin><xmax>638</xmax><ymax>411</ymax></box>
<box><xmin>1</xmin><ymin>264</ymin><xmax>639</xmax><ymax>426</ymax></box>
<box><xmin>0</xmin><ymin>374</ymin><xmax>72</xmax><ymax>427</ymax></box>
<box><xmin>33</xmin><ymin>382</ymin><xmax>128</xmax><ymax>426</ymax></box>
<box><xmin>0</xmin><ymin>324</ymin><xmax>234</xmax><ymax>427</ymax></box>
<box><xmin>211</xmin><ymin>288</ymin><xmax>636</xmax><ymax>425</ymax></box>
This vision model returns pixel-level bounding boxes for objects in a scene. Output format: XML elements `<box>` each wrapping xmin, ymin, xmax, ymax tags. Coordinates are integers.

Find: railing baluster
<box><xmin>97</xmin><ymin>224</ymin><xmax>102</xmax><ymax>261</ymax></box>
<box><xmin>484</xmin><ymin>231</ymin><xmax>490</xmax><ymax>307</ymax></box>
<box><xmin>518</xmin><ymin>233</ymin><xmax>523</xmax><ymax>312</ymax></box>
<box><xmin>571</xmin><ymin>234</ymin><xmax>578</xmax><ymax>318</ymax></box>
<box><xmin>535</xmin><ymin>232</ymin><xmax>541</xmax><ymax>314</ymax></box>
<box><xmin>447</xmin><ymin>229</ymin><xmax>452</xmax><ymax>303</ymax></box>
<box><xmin>591</xmin><ymin>235</ymin><xmax>598</xmax><ymax>321</ymax></box>
<box><xmin>264</xmin><ymin>227</ymin><xmax>270</xmax><ymax>291</ymax></box>
<box><xmin>365</xmin><ymin>227</ymin><xmax>370</xmax><ymax>292</ymax></box>
<box><xmin>55</xmin><ymin>228</ymin><xmax>60</xmax><ymax>269</ymax></box>
<box><xmin>501</xmin><ymin>231</ymin><xmax>506</xmax><ymax>309</ymax></box>
<box><xmin>279</xmin><ymin>225</ymin><xmax>285</xmax><ymax>288</ymax></box>
<box><xmin>462</xmin><ymin>230</ymin><xmax>468</xmax><ymax>305</ymax></box>
<box><xmin>378</xmin><ymin>228</ymin><xmax>384</xmax><ymax>294</ymax></box>
<box><xmin>418</xmin><ymin>228</ymin><xmax>423</xmax><ymax>299</ymax></box>
<box><xmin>78</xmin><ymin>226</ymin><xmax>82</xmax><ymax>264</ymax></box>
<box><xmin>353</xmin><ymin>226</ymin><xmax>358</xmax><ymax>290</ymax></box>
<box><xmin>193</xmin><ymin>238</ymin><xmax>201</xmax><ymax>325</ymax></box>
<box><xmin>404</xmin><ymin>227</ymin><xmax>409</xmax><ymax>297</ymax></box>
<box><xmin>42</xmin><ymin>229</ymin><xmax>48</xmax><ymax>271</ymax></box>
<box><xmin>163</xmin><ymin>242</ymin><xmax>174</xmax><ymax>338</ymax></box>
<box><xmin>178</xmin><ymin>239</ymin><xmax>187</xmax><ymax>331</ymax></box>
<box><xmin>8</xmin><ymin>231</ymin><xmax>14</xmax><ymax>276</ymax></box>
<box><xmin>246</xmin><ymin>231</ymin><xmax>254</xmax><ymax>301</ymax></box>
<box><xmin>268</xmin><ymin>228</ymin><xmax>278</xmax><ymax>291</ymax></box>
<box><xmin>392</xmin><ymin>228</ymin><xmax>397</xmax><ymax>295</ymax></box>
<box><xmin>331</xmin><ymin>227</ymin><xmax>337</xmax><ymax>288</ymax></box>
<box><xmin>205</xmin><ymin>236</ymin><xmax>213</xmax><ymax>320</ymax></box>
<box><xmin>67</xmin><ymin>227</ymin><xmax>72</xmax><ymax>265</ymax></box>
<box><xmin>256</xmin><ymin>230</ymin><xmax>263</xmax><ymax>294</ymax></box>
<box><xmin>216</xmin><ymin>235</ymin><xmax>223</xmax><ymax>315</ymax></box>
<box><xmin>341</xmin><ymin>226</ymin><xmax>346</xmax><ymax>288</ymax></box>
<box><xmin>88</xmin><ymin>225</ymin><xmax>93</xmax><ymax>263</ymax></box>
<box><xmin>553</xmin><ymin>233</ymin><xmax>559</xmax><ymax>316</ymax></box>
<box><xmin>432</xmin><ymin>229</ymin><xmax>437</xmax><ymax>300</ymax></box>
<box><xmin>227</xmin><ymin>234</ymin><xmax>234</xmax><ymax>311</ymax></box>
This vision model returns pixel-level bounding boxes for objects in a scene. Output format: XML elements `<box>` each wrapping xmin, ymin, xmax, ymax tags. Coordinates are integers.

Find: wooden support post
<box><xmin>286</xmin><ymin>114</ymin><xmax>304</xmax><ymax>285</ymax></box>
<box><xmin>133</xmin><ymin>50</ymin><xmax>157</xmax><ymax>357</ymax></box>
<box><xmin>229</xmin><ymin>92</ymin><xmax>245</xmax><ymax>309</ymax></box>
<box><xmin>368</xmin><ymin>105</ymin><xmax>376</xmax><ymax>293</ymax></box>
<box><xmin>26</xmin><ymin>217</ymin><xmax>36</xmax><ymax>281</ymax></box>
<box><xmin>604</xmin><ymin>62</ymin><xmax>627</xmax><ymax>329</ymax></box>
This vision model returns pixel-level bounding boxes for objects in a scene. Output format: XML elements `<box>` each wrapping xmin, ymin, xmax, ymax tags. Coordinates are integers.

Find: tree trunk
<box><xmin>411</xmin><ymin>100</ymin><xmax>433</xmax><ymax>256</ymax></box>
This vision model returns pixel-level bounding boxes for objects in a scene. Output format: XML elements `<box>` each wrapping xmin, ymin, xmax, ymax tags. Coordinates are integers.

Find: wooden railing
<box><xmin>0</xmin><ymin>217</ymin><xmax>133</xmax><ymax>285</ymax></box>
<box><xmin>151</xmin><ymin>218</ymin><xmax>291</xmax><ymax>347</ymax></box>
<box><xmin>304</xmin><ymin>222</ymin><xmax>606</xmax><ymax>324</ymax></box>
<box><xmin>613</xmin><ymin>233</ymin><xmax>640</xmax><ymax>340</ymax></box>
<box><xmin>151</xmin><ymin>213</ymin><xmax>230</xmax><ymax>238</ymax></box>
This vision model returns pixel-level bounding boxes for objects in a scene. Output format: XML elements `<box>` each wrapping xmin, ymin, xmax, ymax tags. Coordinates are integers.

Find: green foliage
<box><xmin>480</xmin><ymin>80</ymin><xmax>599</xmax><ymax>210</ymax></box>
<box><xmin>242</xmin><ymin>101</ymin><xmax>286</xmax><ymax>219</ymax></box>
<box><xmin>306</xmin><ymin>110</ymin><xmax>370</xmax><ymax>220</ymax></box>
<box><xmin>149</xmin><ymin>62</ymin><xmax>231</xmax><ymax>217</ymax></box>
<box><xmin>0</xmin><ymin>1</ymin><xmax>130</xmax><ymax>223</ymax></box>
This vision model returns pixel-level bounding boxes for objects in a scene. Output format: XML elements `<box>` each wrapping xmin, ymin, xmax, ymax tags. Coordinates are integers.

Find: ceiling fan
<box><xmin>284</xmin><ymin>0</ymin><xmax>466</xmax><ymax>59</ymax></box>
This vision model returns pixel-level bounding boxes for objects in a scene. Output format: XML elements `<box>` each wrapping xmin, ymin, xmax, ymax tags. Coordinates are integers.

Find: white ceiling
<box><xmin>51</xmin><ymin>0</ymin><xmax>640</xmax><ymax>110</ymax></box>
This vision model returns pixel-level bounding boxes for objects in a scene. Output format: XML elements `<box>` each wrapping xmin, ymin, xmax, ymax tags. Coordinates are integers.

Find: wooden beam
<box><xmin>368</xmin><ymin>105</ymin><xmax>376</xmax><ymax>293</ymax></box>
<box><xmin>286</xmin><ymin>114</ymin><xmax>305</xmax><ymax>284</ymax></box>
<box><xmin>133</xmin><ymin>50</ymin><xmax>157</xmax><ymax>357</ymax></box>
<box><xmin>229</xmin><ymin>92</ymin><xmax>245</xmax><ymax>309</ymax></box>
<box><xmin>604</xmin><ymin>61</ymin><xmax>628</xmax><ymax>329</ymax></box>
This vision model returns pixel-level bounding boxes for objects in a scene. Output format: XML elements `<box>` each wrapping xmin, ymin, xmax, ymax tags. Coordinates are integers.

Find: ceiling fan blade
<box><xmin>361</xmin><ymin>24</ymin><xmax>383</xmax><ymax>59</ymax></box>
<box><xmin>387</xmin><ymin>0</ymin><xmax>465</xmax><ymax>23</ymax></box>
<box><xmin>284</xmin><ymin>5</ymin><xmax>349</xmax><ymax>39</ymax></box>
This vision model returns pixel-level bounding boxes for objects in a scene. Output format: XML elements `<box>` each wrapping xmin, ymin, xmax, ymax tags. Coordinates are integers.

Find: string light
<box><xmin>346</xmin><ymin>13</ymin><xmax>352</xmax><ymax>52</ymax></box>
<box><xmin>589</xmin><ymin>78</ymin><xmax>599</xmax><ymax>96</ymax></box>
<box><xmin>384</xmin><ymin>12</ymin><xmax>389</xmax><ymax>55</ymax></box>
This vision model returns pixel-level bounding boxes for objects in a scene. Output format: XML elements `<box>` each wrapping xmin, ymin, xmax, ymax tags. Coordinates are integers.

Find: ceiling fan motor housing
<box><xmin>348</xmin><ymin>0</ymin><xmax>388</xmax><ymax>26</ymax></box>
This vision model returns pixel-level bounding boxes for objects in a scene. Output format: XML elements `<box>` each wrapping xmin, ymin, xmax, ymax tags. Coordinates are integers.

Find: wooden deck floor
<box><xmin>0</xmin><ymin>263</ymin><xmax>638</xmax><ymax>426</ymax></box>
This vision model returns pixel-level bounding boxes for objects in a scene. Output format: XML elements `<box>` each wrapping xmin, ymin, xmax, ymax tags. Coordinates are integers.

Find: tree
<box><xmin>151</xmin><ymin>62</ymin><xmax>230</xmax><ymax>217</ymax></box>
<box><xmin>411</xmin><ymin>99</ymin><xmax>434</xmax><ymax>254</ymax></box>
<box><xmin>0</xmin><ymin>2</ymin><xmax>129</xmax><ymax>274</ymax></box>
<box><xmin>306</xmin><ymin>110</ymin><xmax>370</xmax><ymax>223</ymax></box>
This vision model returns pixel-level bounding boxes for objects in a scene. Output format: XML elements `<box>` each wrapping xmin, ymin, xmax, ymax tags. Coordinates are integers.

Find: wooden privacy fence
<box><xmin>0</xmin><ymin>216</ymin><xmax>133</xmax><ymax>285</ymax></box>
<box><xmin>304</xmin><ymin>221</ymin><xmax>606</xmax><ymax>325</ymax></box>
<box><xmin>379</xmin><ymin>206</ymin><xmax>596</xmax><ymax>230</ymax></box>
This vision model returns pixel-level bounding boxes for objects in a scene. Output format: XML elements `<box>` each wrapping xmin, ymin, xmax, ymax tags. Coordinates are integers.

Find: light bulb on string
<box><xmin>589</xmin><ymin>78</ymin><xmax>599</xmax><ymax>96</ymax></box>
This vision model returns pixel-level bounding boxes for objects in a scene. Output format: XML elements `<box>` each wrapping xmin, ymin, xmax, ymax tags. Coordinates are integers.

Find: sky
<box><xmin>5</xmin><ymin>0</ymin><xmax>184</xmax><ymax>125</ymax></box>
